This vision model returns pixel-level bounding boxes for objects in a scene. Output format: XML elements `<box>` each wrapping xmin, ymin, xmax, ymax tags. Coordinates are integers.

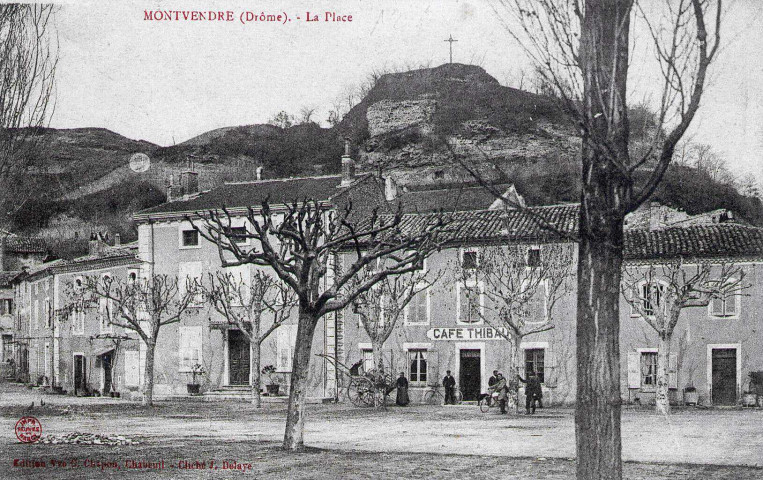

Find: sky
<box><xmin>51</xmin><ymin>0</ymin><xmax>762</xmax><ymax>181</ymax></box>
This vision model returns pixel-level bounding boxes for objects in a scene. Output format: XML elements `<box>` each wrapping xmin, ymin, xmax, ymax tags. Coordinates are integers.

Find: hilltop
<box><xmin>8</xmin><ymin>63</ymin><xmax>762</xmax><ymax>257</ymax></box>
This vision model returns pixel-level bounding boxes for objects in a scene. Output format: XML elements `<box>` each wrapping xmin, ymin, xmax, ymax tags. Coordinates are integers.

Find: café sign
<box><xmin>426</xmin><ymin>326</ymin><xmax>508</xmax><ymax>341</ymax></box>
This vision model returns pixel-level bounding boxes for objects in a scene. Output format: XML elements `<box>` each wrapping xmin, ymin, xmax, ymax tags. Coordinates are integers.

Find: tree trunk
<box><xmin>252</xmin><ymin>340</ymin><xmax>262</xmax><ymax>407</ymax></box>
<box><xmin>576</xmin><ymin>1</ymin><xmax>631</xmax><ymax>479</ymax></box>
<box><xmin>282</xmin><ymin>307</ymin><xmax>318</xmax><ymax>451</ymax></box>
<box><xmin>371</xmin><ymin>337</ymin><xmax>386</xmax><ymax>409</ymax></box>
<box><xmin>510</xmin><ymin>337</ymin><xmax>520</xmax><ymax>413</ymax></box>
<box><xmin>142</xmin><ymin>341</ymin><xmax>156</xmax><ymax>407</ymax></box>
<box><xmin>655</xmin><ymin>334</ymin><xmax>671</xmax><ymax>415</ymax></box>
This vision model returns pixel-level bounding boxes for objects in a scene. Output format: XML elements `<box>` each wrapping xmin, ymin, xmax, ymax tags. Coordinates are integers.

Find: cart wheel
<box><xmin>348</xmin><ymin>377</ymin><xmax>374</xmax><ymax>407</ymax></box>
<box><xmin>479</xmin><ymin>397</ymin><xmax>490</xmax><ymax>413</ymax></box>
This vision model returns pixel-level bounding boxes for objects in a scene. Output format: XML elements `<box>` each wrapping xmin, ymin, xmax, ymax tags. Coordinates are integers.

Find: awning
<box><xmin>94</xmin><ymin>348</ymin><xmax>115</xmax><ymax>357</ymax></box>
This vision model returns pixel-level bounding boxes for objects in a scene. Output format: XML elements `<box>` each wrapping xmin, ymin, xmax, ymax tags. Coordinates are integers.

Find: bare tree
<box><xmin>482</xmin><ymin>1</ymin><xmax>722</xmax><ymax>476</ymax></box>
<box><xmin>458</xmin><ymin>243</ymin><xmax>574</xmax><ymax>410</ymax></box>
<box><xmin>201</xmin><ymin>270</ymin><xmax>296</xmax><ymax>407</ymax></box>
<box><xmin>297</xmin><ymin>106</ymin><xmax>317</xmax><ymax>125</ymax></box>
<box><xmin>267</xmin><ymin>111</ymin><xmax>295</xmax><ymax>129</ymax></box>
<box><xmin>0</xmin><ymin>4</ymin><xmax>57</xmax><ymax>225</ymax></box>
<box><xmin>74</xmin><ymin>274</ymin><xmax>195</xmax><ymax>406</ymax></box>
<box><xmin>347</xmin><ymin>264</ymin><xmax>438</xmax><ymax>408</ymax></box>
<box><xmin>192</xmin><ymin>200</ymin><xmax>446</xmax><ymax>451</ymax></box>
<box><xmin>621</xmin><ymin>259</ymin><xmax>745</xmax><ymax>414</ymax></box>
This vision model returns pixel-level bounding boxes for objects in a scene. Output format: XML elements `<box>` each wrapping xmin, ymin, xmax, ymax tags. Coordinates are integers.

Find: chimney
<box><xmin>648</xmin><ymin>201</ymin><xmax>661</xmax><ymax>230</ymax></box>
<box><xmin>340</xmin><ymin>139</ymin><xmax>356</xmax><ymax>187</ymax></box>
<box><xmin>114</xmin><ymin>233</ymin><xmax>121</xmax><ymax>247</ymax></box>
<box><xmin>256</xmin><ymin>166</ymin><xmax>263</xmax><ymax>181</ymax></box>
<box><xmin>384</xmin><ymin>176</ymin><xmax>398</xmax><ymax>201</ymax></box>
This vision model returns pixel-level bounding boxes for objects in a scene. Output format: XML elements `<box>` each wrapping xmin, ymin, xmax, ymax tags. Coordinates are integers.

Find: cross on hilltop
<box><xmin>445</xmin><ymin>34</ymin><xmax>458</xmax><ymax>64</ymax></box>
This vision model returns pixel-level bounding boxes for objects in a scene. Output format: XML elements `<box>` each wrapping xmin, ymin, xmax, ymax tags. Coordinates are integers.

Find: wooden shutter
<box><xmin>668</xmin><ymin>353</ymin><xmax>678</xmax><ymax>389</ymax></box>
<box><xmin>627</xmin><ymin>352</ymin><xmax>640</xmax><ymax>389</ymax></box>
<box><xmin>711</xmin><ymin>295</ymin><xmax>723</xmax><ymax>317</ymax></box>
<box><xmin>724</xmin><ymin>294</ymin><xmax>737</xmax><ymax>316</ymax></box>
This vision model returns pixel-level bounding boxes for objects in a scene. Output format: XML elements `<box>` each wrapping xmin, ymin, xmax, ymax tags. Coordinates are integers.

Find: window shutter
<box><xmin>668</xmin><ymin>353</ymin><xmax>678</xmax><ymax>389</ymax></box>
<box><xmin>711</xmin><ymin>296</ymin><xmax>723</xmax><ymax>316</ymax></box>
<box><xmin>459</xmin><ymin>285</ymin><xmax>468</xmax><ymax>322</ymax></box>
<box><xmin>725</xmin><ymin>294</ymin><xmax>736</xmax><ymax>316</ymax></box>
<box><xmin>627</xmin><ymin>352</ymin><xmax>640</xmax><ymax>388</ymax></box>
<box><xmin>124</xmin><ymin>351</ymin><xmax>140</xmax><ymax>387</ymax></box>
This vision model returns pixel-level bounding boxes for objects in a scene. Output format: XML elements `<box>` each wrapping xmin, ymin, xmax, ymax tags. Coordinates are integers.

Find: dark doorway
<box><xmin>74</xmin><ymin>354</ymin><xmax>87</xmax><ymax>395</ymax></box>
<box><xmin>101</xmin><ymin>352</ymin><xmax>112</xmax><ymax>395</ymax></box>
<box><xmin>459</xmin><ymin>349</ymin><xmax>481</xmax><ymax>401</ymax></box>
<box><xmin>229</xmin><ymin>330</ymin><xmax>251</xmax><ymax>385</ymax></box>
<box><xmin>712</xmin><ymin>348</ymin><xmax>737</xmax><ymax>405</ymax></box>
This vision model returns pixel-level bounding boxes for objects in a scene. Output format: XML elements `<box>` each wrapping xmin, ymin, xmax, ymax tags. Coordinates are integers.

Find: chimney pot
<box><xmin>114</xmin><ymin>233</ymin><xmax>121</xmax><ymax>247</ymax></box>
<box><xmin>340</xmin><ymin>139</ymin><xmax>356</xmax><ymax>187</ymax></box>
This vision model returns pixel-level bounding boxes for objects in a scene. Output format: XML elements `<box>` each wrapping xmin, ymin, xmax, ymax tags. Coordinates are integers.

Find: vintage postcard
<box><xmin>1</xmin><ymin>1</ymin><xmax>762</xmax><ymax>478</ymax></box>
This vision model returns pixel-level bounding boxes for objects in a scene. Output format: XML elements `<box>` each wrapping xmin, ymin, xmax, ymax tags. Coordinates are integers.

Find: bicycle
<box><xmin>478</xmin><ymin>392</ymin><xmax>497</xmax><ymax>413</ymax></box>
<box><xmin>423</xmin><ymin>383</ymin><xmax>463</xmax><ymax>405</ymax></box>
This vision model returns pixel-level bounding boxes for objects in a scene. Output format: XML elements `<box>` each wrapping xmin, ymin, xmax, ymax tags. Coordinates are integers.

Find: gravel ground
<box><xmin>2</xmin><ymin>382</ymin><xmax>762</xmax><ymax>479</ymax></box>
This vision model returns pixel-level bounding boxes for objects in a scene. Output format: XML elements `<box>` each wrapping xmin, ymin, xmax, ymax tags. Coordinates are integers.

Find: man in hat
<box><xmin>396</xmin><ymin>372</ymin><xmax>410</xmax><ymax>406</ymax></box>
<box><xmin>443</xmin><ymin>370</ymin><xmax>456</xmax><ymax>404</ymax></box>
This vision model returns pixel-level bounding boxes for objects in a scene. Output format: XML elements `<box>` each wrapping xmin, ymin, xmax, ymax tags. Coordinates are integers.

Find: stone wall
<box><xmin>367</xmin><ymin>99</ymin><xmax>437</xmax><ymax>138</ymax></box>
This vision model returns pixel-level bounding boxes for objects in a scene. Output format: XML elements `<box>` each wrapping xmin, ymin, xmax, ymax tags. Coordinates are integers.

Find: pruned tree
<box><xmin>0</xmin><ymin>4</ymin><xmax>58</xmax><ymax>225</ymax></box>
<box><xmin>476</xmin><ymin>1</ymin><xmax>723</xmax><ymax>477</ymax></box>
<box><xmin>621</xmin><ymin>258</ymin><xmax>746</xmax><ymax>414</ymax></box>
<box><xmin>201</xmin><ymin>269</ymin><xmax>297</xmax><ymax>407</ymax></box>
<box><xmin>457</xmin><ymin>243</ymin><xmax>574</xmax><ymax>410</ymax></box>
<box><xmin>192</xmin><ymin>200</ymin><xmax>446</xmax><ymax>451</ymax></box>
<box><xmin>347</xmin><ymin>264</ymin><xmax>439</xmax><ymax>408</ymax></box>
<box><xmin>74</xmin><ymin>274</ymin><xmax>195</xmax><ymax>406</ymax></box>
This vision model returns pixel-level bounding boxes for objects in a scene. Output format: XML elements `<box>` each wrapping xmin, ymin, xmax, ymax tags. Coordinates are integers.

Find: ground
<box><xmin>1</xmin><ymin>383</ymin><xmax>762</xmax><ymax>479</ymax></box>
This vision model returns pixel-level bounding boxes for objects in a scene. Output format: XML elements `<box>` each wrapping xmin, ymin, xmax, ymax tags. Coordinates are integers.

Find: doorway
<box><xmin>459</xmin><ymin>349</ymin><xmax>481</xmax><ymax>401</ymax></box>
<box><xmin>101</xmin><ymin>352</ymin><xmax>113</xmax><ymax>395</ymax></box>
<box><xmin>74</xmin><ymin>354</ymin><xmax>87</xmax><ymax>395</ymax></box>
<box><xmin>228</xmin><ymin>330</ymin><xmax>251</xmax><ymax>386</ymax></box>
<box><xmin>711</xmin><ymin>348</ymin><xmax>737</xmax><ymax>405</ymax></box>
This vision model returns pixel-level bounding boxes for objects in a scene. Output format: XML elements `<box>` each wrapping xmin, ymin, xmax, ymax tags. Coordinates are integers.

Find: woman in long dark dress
<box><xmin>396</xmin><ymin>372</ymin><xmax>410</xmax><ymax>406</ymax></box>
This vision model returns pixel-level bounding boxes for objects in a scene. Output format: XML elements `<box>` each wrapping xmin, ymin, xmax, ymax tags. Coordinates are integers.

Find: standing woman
<box><xmin>396</xmin><ymin>372</ymin><xmax>410</xmax><ymax>406</ymax></box>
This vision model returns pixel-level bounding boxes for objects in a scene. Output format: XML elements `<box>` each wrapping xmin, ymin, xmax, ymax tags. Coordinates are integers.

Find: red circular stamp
<box><xmin>15</xmin><ymin>416</ymin><xmax>42</xmax><ymax>443</ymax></box>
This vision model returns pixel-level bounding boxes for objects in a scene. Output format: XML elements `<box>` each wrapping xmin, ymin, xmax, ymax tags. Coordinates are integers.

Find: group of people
<box><xmin>394</xmin><ymin>370</ymin><xmax>458</xmax><ymax>406</ymax></box>
<box><xmin>488</xmin><ymin>369</ymin><xmax>543</xmax><ymax>415</ymax></box>
<box><xmin>395</xmin><ymin>368</ymin><xmax>543</xmax><ymax>413</ymax></box>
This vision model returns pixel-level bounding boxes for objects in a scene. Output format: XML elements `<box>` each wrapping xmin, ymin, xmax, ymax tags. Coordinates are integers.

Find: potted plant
<box><xmin>261</xmin><ymin>365</ymin><xmax>283</xmax><ymax>396</ymax></box>
<box><xmin>684</xmin><ymin>385</ymin><xmax>699</xmax><ymax>406</ymax></box>
<box><xmin>186</xmin><ymin>363</ymin><xmax>205</xmax><ymax>395</ymax></box>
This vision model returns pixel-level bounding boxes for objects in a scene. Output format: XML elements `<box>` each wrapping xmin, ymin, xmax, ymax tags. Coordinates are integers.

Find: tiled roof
<box><xmin>0</xmin><ymin>271</ymin><xmax>21</xmax><ymax>287</ymax></box>
<box><xmin>137</xmin><ymin>175</ymin><xmax>349</xmax><ymax>217</ymax></box>
<box><xmin>3</xmin><ymin>236</ymin><xmax>46</xmax><ymax>253</ymax></box>
<box><xmin>23</xmin><ymin>243</ymin><xmax>140</xmax><ymax>280</ymax></box>
<box><xmin>371</xmin><ymin>205</ymin><xmax>763</xmax><ymax>261</ymax></box>
<box><xmin>623</xmin><ymin>224</ymin><xmax>763</xmax><ymax>260</ymax></box>
<box><xmin>394</xmin><ymin>184</ymin><xmax>512</xmax><ymax>213</ymax></box>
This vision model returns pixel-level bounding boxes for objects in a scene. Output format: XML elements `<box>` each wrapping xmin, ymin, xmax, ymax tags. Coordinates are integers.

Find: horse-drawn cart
<box><xmin>317</xmin><ymin>354</ymin><xmax>395</xmax><ymax>407</ymax></box>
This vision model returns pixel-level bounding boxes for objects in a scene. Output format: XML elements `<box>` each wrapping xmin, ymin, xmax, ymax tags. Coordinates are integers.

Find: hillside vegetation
<box><xmin>9</xmin><ymin>64</ymin><xmax>761</xmax><ymax>258</ymax></box>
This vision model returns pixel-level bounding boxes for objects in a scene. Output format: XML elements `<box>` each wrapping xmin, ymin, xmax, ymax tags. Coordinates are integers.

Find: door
<box><xmin>459</xmin><ymin>349</ymin><xmax>481</xmax><ymax>401</ymax></box>
<box><xmin>229</xmin><ymin>330</ymin><xmax>251</xmax><ymax>385</ymax></box>
<box><xmin>102</xmin><ymin>353</ymin><xmax>112</xmax><ymax>394</ymax></box>
<box><xmin>711</xmin><ymin>348</ymin><xmax>737</xmax><ymax>405</ymax></box>
<box><xmin>74</xmin><ymin>355</ymin><xmax>86</xmax><ymax>395</ymax></box>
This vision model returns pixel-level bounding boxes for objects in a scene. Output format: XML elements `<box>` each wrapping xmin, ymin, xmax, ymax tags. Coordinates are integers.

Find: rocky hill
<box><xmin>10</xmin><ymin>63</ymin><xmax>763</xmax><ymax>258</ymax></box>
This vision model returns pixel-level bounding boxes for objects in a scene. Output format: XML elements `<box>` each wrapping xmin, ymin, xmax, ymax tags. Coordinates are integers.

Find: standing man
<box><xmin>490</xmin><ymin>372</ymin><xmax>508</xmax><ymax>414</ymax></box>
<box><xmin>518</xmin><ymin>371</ymin><xmax>543</xmax><ymax>414</ymax></box>
<box><xmin>443</xmin><ymin>370</ymin><xmax>456</xmax><ymax>405</ymax></box>
<box><xmin>488</xmin><ymin>370</ymin><xmax>499</xmax><ymax>388</ymax></box>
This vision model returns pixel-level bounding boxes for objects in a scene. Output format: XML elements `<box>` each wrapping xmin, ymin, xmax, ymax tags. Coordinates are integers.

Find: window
<box><xmin>458</xmin><ymin>281</ymin><xmax>483</xmax><ymax>324</ymax></box>
<box><xmin>276</xmin><ymin>324</ymin><xmax>298</xmax><ymax>371</ymax></box>
<box><xmin>641</xmin><ymin>351</ymin><xmax>658</xmax><ymax>388</ymax></box>
<box><xmin>72</xmin><ymin>308</ymin><xmax>85</xmax><ymax>336</ymax></box>
<box><xmin>178</xmin><ymin>326</ymin><xmax>202</xmax><ymax>371</ymax></box>
<box><xmin>710</xmin><ymin>280</ymin><xmax>739</xmax><ymax>318</ymax></box>
<box><xmin>361</xmin><ymin>349</ymin><xmax>373</xmax><ymax>373</ymax></box>
<box><xmin>527</xmin><ymin>247</ymin><xmax>541</xmax><ymax>268</ymax></box>
<box><xmin>461</xmin><ymin>249</ymin><xmax>478</xmax><ymax>270</ymax></box>
<box><xmin>226</xmin><ymin>226</ymin><xmax>249</xmax><ymax>245</ymax></box>
<box><xmin>178</xmin><ymin>262</ymin><xmax>204</xmax><ymax>306</ymax></box>
<box><xmin>44</xmin><ymin>299</ymin><xmax>51</xmax><ymax>328</ymax></box>
<box><xmin>180</xmin><ymin>229</ymin><xmax>200</xmax><ymax>248</ymax></box>
<box><xmin>0</xmin><ymin>299</ymin><xmax>12</xmax><ymax>315</ymax></box>
<box><xmin>408</xmin><ymin>349</ymin><xmax>428</xmax><ymax>386</ymax></box>
<box><xmin>640</xmin><ymin>282</ymin><xmax>664</xmax><ymax>316</ymax></box>
<box><xmin>405</xmin><ymin>288</ymin><xmax>429</xmax><ymax>325</ymax></box>
<box><xmin>524</xmin><ymin>348</ymin><xmax>545</xmax><ymax>383</ymax></box>
<box><xmin>99</xmin><ymin>274</ymin><xmax>114</xmax><ymax>334</ymax></box>
<box><xmin>128</xmin><ymin>270</ymin><xmax>138</xmax><ymax>284</ymax></box>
